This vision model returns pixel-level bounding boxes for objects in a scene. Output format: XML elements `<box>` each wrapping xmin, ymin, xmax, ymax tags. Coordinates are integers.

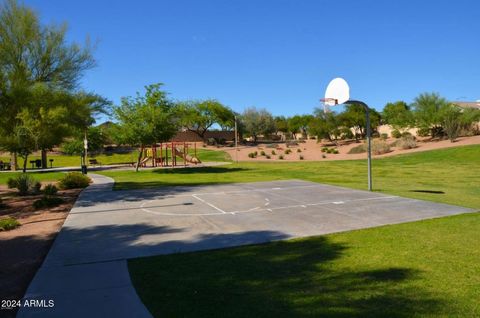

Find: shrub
<box><xmin>391</xmin><ymin>129</ymin><xmax>402</xmax><ymax>138</ymax></box>
<box><xmin>321</xmin><ymin>147</ymin><xmax>328</xmax><ymax>153</ymax></box>
<box><xmin>271</xmin><ymin>150</ymin><xmax>276</xmax><ymax>155</ymax></box>
<box><xmin>326</xmin><ymin>148</ymin><xmax>334</xmax><ymax>153</ymax></box>
<box><xmin>58</xmin><ymin>172</ymin><xmax>91</xmax><ymax>189</ymax></box>
<box><xmin>254</xmin><ymin>151</ymin><xmax>258</xmax><ymax>156</ymax></box>
<box><xmin>348</xmin><ymin>144</ymin><xmax>366</xmax><ymax>154</ymax></box>
<box><xmin>248</xmin><ymin>152</ymin><xmax>256</xmax><ymax>158</ymax></box>
<box><xmin>43</xmin><ymin>184</ymin><xmax>58</xmax><ymax>196</ymax></box>
<box><xmin>33</xmin><ymin>196</ymin><xmax>65</xmax><ymax>210</ymax></box>
<box><xmin>299</xmin><ymin>155</ymin><xmax>304</xmax><ymax>160</ymax></box>
<box><xmin>332</xmin><ymin>149</ymin><xmax>339</xmax><ymax>154</ymax></box>
<box><xmin>0</xmin><ymin>217</ymin><xmax>20</xmax><ymax>231</ymax></box>
<box><xmin>398</xmin><ymin>135</ymin><xmax>417</xmax><ymax>149</ymax></box>
<box><xmin>401</xmin><ymin>131</ymin><xmax>412</xmax><ymax>138</ymax></box>
<box><xmin>285</xmin><ymin>149</ymin><xmax>292</xmax><ymax>154</ymax></box>
<box><xmin>260</xmin><ymin>151</ymin><xmax>266</xmax><ymax>156</ymax></box>
<box><xmin>279</xmin><ymin>155</ymin><xmax>284</xmax><ymax>160</ymax></box>
<box><xmin>417</xmin><ymin>128</ymin><xmax>430</xmax><ymax>137</ymax></box>
<box><xmin>265</xmin><ymin>154</ymin><xmax>271</xmax><ymax>159</ymax></box>
<box><xmin>380</xmin><ymin>133</ymin><xmax>388</xmax><ymax>140</ymax></box>
<box><xmin>322</xmin><ymin>154</ymin><xmax>326</xmax><ymax>158</ymax></box>
<box><xmin>7</xmin><ymin>178</ymin><xmax>17</xmax><ymax>189</ymax></box>
<box><xmin>8</xmin><ymin>174</ymin><xmax>38</xmax><ymax>195</ymax></box>
<box><xmin>372</xmin><ymin>140</ymin><xmax>391</xmax><ymax>155</ymax></box>
<box><xmin>297</xmin><ymin>148</ymin><xmax>302</xmax><ymax>153</ymax></box>
<box><xmin>371</xmin><ymin>131</ymin><xmax>380</xmax><ymax>138</ymax></box>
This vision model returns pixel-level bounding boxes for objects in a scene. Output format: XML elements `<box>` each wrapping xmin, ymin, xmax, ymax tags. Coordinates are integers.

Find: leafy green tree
<box><xmin>177</xmin><ymin>100</ymin><xmax>234</xmax><ymax>140</ymax></box>
<box><xmin>274</xmin><ymin>116</ymin><xmax>289</xmax><ymax>138</ymax></box>
<box><xmin>310</xmin><ymin>109</ymin><xmax>342</xmax><ymax>142</ymax></box>
<box><xmin>240</xmin><ymin>107</ymin><xmax>276</xmax><ymax>143</ymax></box>
<box><xmin>411</xmin><ymin>93</ymin><xmax>450</xmax><ymax>138</ymax></box>
<box><xmin>62</xmin><ymin>126</ymin><xmax>108</xmax><ymax>155</ymax></box>
<box><xmin>339</xmin><ymin>103</ymin><xmax>381</xmax><ymax>140</ymax></box>
<box><xmin>112</xmin><ymin>84</ymin><xmax>178</xmax><ymax>172</ymax></box>
<box><xmin>0</xmin><ymin>0</ymin><xmax>96</xmax><ymax>168</ymax></box>
<box><xmin>287</xmin><ymin>115</ymin><xmax>314</xmax><ymax>139</ymax></box>
<box><xmin>382</xmin><ymin>101</ymin><xmax>414</xmax><ymax>130</ymax></box>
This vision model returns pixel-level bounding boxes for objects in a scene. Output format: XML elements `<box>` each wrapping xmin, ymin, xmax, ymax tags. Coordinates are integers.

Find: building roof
<box><xmin>453</xmin><ymin>101</ymin><xmax>480</xmax><ymax>109</ymax></box>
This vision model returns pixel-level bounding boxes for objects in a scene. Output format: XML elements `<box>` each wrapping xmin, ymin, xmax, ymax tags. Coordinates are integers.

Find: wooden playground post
<box><xmin>184</xmin><ymin>141</ymin><xmax>187</xmax><ymax>167</ymax></box>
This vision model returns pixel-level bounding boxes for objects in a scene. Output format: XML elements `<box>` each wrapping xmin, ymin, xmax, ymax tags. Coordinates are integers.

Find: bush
<box><xmin>248</xmin><ymin>152</ymin><xmax>256</xmax><ymax>158</ymax></box>
<box><xmin>0</xmin><ymin>217</ymin><xmax>20</xmax><ymax>231</ymax></box>
<box><xmin>321</xmin><ymin>147</ymin><xmax>328</xmax><ymax>153</ymax></box>
<box><xmin>372</xmin><ymin>140</ymin><xmax>391</xmax><ymax>155</ymax></box>
<box><xmin>43</xmin><ymin>184</ymin><xmax>58</xmax><ymax>196</ymax></box>
<box><xmin>348</xmin><ymin>144</ymin><xmax>366</xmax><ymax>154</ymax></box>
<box><xmin>58</xmin><ymin>172</ymin><xmax>91</xmax><ymax>189</ymax></box>
<box><xmin>7</xmin><ymin>174</ymin><xmax>38</xmax><ymax>195</ymax></box>
<box><xmin>398</xmin><ymin>135</ymin><xmax>417</xmax><ymax>149</ymax></box>
<box><xmin>332</xmin><ymin>149</ymin><xmax>339</xmax><ymax>154</ymax></box>
<box><xmin>297</xmin><ymin>148</ymin><xmax>302</xmax><ymax>153</ymax></box>
<box><xmin>260</xmin><ymin>151</ymin><xmax>266</xmax><ymax>156</ymax></box>
<box><xmin>299</xmin><ymin>155</ymin><xmax>304</xmax><ymax>160</ymax></box>
<box><xmin>417</xmin><ymin>128</ymin><xmax>430</xmax><ymax>137</ymax></box>
<box><xmin>401</xmin><ymin>131</ymin><xmax>412</xmax><ymax>138</ymax></box>
<box><xmin>285</xmin><ymin>149</ymin><xmax>292</xmax><ymax>154</ymax></box>
<box><xmin>271</xmin><ymin>150</ymin><xmax>276</xmax><ymax>155</ymax></box>
<box><xmin>322</xmin><ymin>154</ymin><xmax>326</xmax><ymax>158</ymax></box>
<box><xmin>279</xmin><ymin>155</ymin><xmax>284</xmax><ymax>160</ymax></box>
<box><xmin>371</xmin><ymin>131</ymin><xmax>380</xmax><ymax>138</ymax></box>
<box><xmin>265</xmin><ymin>154</ymin><xmax>271</xmax><ymax>159</ymax></box>
<box><xmin>33</xmin><ymin>196</ymin><xmax>65</xmax><ymax>210</ymax></box>
<box><xmin>391</xmin><ymin>129</ymin><xmax>402</xmax><ymax>138</ymax></box>
<box><xmin>380</xmin><ymin>133</ymin><xmax>388</xmax><ymax>140</ymax></box>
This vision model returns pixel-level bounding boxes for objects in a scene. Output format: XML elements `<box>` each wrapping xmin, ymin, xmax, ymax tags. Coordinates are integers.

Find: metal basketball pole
<box><xmin>345</xmin><ymin>100</ymin><xmax>372</xmax><ymax>191</ymax></box>
<box><xmin>234</xmin><ymin>115</ymin><xmax>238</xmax><ymax>163</ymax></box>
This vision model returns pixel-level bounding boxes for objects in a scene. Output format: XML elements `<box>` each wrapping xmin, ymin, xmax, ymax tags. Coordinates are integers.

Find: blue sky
<box><xmin>23</xmin><ymin>0</ymin><xmax>480</xmax><ymax>118</ymax></box>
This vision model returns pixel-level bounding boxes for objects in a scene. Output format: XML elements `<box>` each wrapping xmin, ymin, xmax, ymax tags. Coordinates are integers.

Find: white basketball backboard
<box><xmin>324</xmin><ymin>78</ymin><xmax>350</xmax><ymax>106</ymax></box>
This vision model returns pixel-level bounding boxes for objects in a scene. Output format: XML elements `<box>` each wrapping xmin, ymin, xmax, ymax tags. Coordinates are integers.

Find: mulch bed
<box><xmin>0</xmin><ymin>186</ymin><xmax>82</xmax><ymax>312</ymax></box>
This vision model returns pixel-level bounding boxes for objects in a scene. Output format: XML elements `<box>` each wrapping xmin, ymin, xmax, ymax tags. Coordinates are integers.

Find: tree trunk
<box><xmin>22</xmin><ymin>154</ymin><xmax>28</xmax><ymax>173</ymax></box>
<box><xmin>135</xmin><ymin>146</ymin><xmax>144</xmax><ymax>172</ymax></box>
<box><xmin>41</xmin><ymin>149</ymin><xmax>48</xmax><ymax>169</ymax></box>
<box><xmin>10</xmin><ymin>152</ymin><xmax>17</xmax><ymax>171</ymax></box>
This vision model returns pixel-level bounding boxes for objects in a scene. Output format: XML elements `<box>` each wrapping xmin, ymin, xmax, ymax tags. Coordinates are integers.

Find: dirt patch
<box><xmin>0</xmin><ymin>187</ymin><xmax>81</xmax><ymax>309</ymax></box>
<box><xmin>218</xmin><ymin>135</ymin><xmax>480</xmax><ymax>161</ymax></box>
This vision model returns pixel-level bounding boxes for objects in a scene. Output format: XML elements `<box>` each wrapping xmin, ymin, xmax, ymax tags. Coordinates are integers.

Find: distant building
<box><xmin>453</xmin><ymin>101</ymin><xmax>480</xmax><ymax>110</ymax></box>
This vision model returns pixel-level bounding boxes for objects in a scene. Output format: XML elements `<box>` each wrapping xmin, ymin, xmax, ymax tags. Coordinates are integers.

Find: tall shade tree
<box><xmin>240</xmin><ymin>107</ymin><xmax>276</xmax><ymax>143</ymax></box>
<box><xmin>274</xmin><ymin>116</ymin><xmax>289</xmax><ymax>139</ymax></box>
<box><xmin>287</xmin><ymin>115</ymin><xmax>314</xmax><ymax>139</ymax></box>
<box><xmin>382</xmin><ymin>101</ymin><xmax>414</xmax><ymax>130</ymax></box>
<box><xmin>177</xmin><ymin>100</ymin><xmax>234</xmax><ymax>140</ymax></box>
<box><xmin>112</xmin><ymin>84</ymin><xmax>178</xmax><ymax>172</ymax></box>
<box><xmin>339</xmin><ymin>103</ymin><xmax>381</xmax><ymax>140</ymax></box>
<box><xmin>412</xmin><ymin>92</ymin><xmax>450</xmax><ymax>138</ymax></box>
<box><xmin>310</xmin><ymin>109</ymin><xmax>342</xmax><ymax>142</ymax></box>
<box><xmin>0</xmin><ymin>0</ymin><xmax>96</xmax><ymax>168</ymax></box>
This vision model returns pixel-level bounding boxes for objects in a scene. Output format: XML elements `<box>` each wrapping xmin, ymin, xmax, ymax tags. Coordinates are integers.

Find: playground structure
<box><xmin>139</xmin><ymin>141</ymin><xmax>201</xmax><ymax>168</ymax></box>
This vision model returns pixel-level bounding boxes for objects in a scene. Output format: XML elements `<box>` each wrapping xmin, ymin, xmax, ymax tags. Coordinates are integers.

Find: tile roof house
<box><xmin>453</xmin><ymin>101</ymin><xmax>480</xmax><ymax>110</ymax></box>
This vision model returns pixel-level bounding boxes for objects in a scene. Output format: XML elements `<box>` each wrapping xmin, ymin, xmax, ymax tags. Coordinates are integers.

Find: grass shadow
<box><xmin>129</xmin><ymin>236</ymin><xmax>442</xmax><ymax>317</ymax></box>
<box><xmin>153</xmin><ymin>166</ymin><xmax>248</xmax><ymax>174</ymax></box>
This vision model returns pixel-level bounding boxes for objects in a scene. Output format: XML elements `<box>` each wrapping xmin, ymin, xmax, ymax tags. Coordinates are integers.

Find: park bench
<box><xmin>89</xmin><ymin>159</ymin><xmax>101</xmax><ymax>166</ymax></box>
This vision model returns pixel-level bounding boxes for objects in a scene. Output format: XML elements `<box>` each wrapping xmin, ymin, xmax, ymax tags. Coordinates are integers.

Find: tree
<box><xmin>178</xmin><ymin>100</ymin><xmax>234</xmax><ymax>140</ymax></box>
<box><xmin>411</xmin><ymin>92</ymin><xmax>450</xmax><ymax>138</ymax></box>
<box><xmin>339</xmin><ymin>103</ymin><xmax>381</xmax><ymax>140</ymax></box>
<box><xmin>310</xmin><ymin>109</ymin><xmax>342</xmax><ymax>142</ymax></box>
<box><xmin>287</xmin><ymin>115</ymin><xmax>314</xmax><ymax>139</ymax></box>
<box><xmin>442</xmin><ymin>106</ymin><xmax>480</xmax><ymax>142</ymax></box>
<box><xmin>240</xmin><ymin>107</ymin><xmax>276</xmax><ymax>143</ymax></box>
<box><xmin>0</xmin><ymin>0</ymin><xmax>96</xmax><ymax>168</ymax></box>
<box><xmin>382</xmin><ymin>101</ymin><xmax>414</xmax><ymax>130</ymax></box>
<box><xmin>112</xmin><ymin>84</ymin><xmax>178</xmax><ymax>172</ymax></box>
<box><xmin>274</xmin><ymin>116</ymin><xmax>289</xmax><ymax>139</ymax></box>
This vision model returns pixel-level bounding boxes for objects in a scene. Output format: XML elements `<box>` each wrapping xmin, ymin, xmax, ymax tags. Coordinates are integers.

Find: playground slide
<box><xmin>138</xmin><ymin>156</ymin><xmax>152</xmax><ymax>166</ymax></box>
<box><xmin>174</xmin><ymin>147</ymin><xmax>201</xmax><ymax>164</ymax></box>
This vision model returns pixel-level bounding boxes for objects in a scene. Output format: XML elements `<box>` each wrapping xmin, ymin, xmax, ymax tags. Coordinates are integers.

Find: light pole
<box><xmin>344</xmin><ymin>100</ymin><xmax>372</xmax><ymax>191</ymax></box>
<box><xmin>234</xmin><ymin>115</ymin><xmax>238</xmax><ymax>163</ymax></box>
<box><xmin>82</xmin><ymin>129</ymin><xmax>88</xmax><ymax>175</ymax></box>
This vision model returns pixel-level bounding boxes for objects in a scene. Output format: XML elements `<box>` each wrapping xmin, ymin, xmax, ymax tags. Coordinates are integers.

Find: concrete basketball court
<box><xmin>19</xmin><ymin>174</ymin><xmax>474</xmax><ymax>318</ymax></box>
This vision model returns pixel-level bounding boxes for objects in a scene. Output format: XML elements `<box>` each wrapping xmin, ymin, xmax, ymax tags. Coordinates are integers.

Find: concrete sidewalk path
<box><xmin>18</xmin><ymin>174</ymin><xmax>153</xmax><ymax>318</ymax></box>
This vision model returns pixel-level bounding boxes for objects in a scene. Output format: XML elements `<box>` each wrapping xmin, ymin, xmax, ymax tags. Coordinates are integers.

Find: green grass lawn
<box><xmin>101</xmin><ymin>145</ymin><xmax>480</xmax><ymax>209</ymax></box>
<box><xmin>0</xmin><ymin>148</ymin><xmax>230</xmax><ymax>170</ymax></box>
<box><xmin>124</xmin><ymin>145</ymin><xmax>480</xmax><ymax>317</ymax></box>
<box><xmin>129</xmin><ymin>212</ymin><xmax>480</xmax><ymax>317</ymax></box>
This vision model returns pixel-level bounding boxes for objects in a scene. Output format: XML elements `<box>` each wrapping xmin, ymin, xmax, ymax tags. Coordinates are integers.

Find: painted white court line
<box><xmin>192</xmin><ymin>194</ymin><xmax>227</xmax><ymax>214</ymax></box>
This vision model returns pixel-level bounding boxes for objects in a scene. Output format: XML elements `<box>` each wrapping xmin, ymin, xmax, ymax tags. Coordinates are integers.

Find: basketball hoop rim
<box><xmin>320</xmin><ymin>98</ymin><xmax>339</xmax><ymax>105</ymax></box>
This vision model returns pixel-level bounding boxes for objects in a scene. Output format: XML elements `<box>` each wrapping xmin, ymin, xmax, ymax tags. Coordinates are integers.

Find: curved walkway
<box><xmin>18</xmin><ymin>174</ymin><xmax>152</xmax><ymax>318</ymax></box>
